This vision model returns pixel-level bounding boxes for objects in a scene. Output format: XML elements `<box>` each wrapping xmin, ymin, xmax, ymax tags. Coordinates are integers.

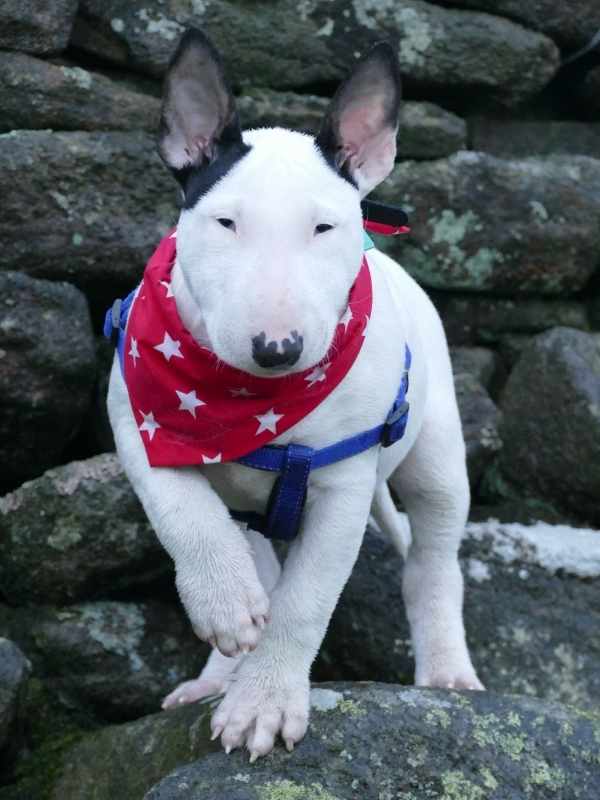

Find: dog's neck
<box><xmin>170</xmin><ymin>258</ymin><xmax>213</xmax><ymax>349</ymax></box>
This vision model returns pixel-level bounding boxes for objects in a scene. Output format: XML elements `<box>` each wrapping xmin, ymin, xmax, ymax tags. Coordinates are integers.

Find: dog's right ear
<box><xmin>158</xmin><ymin>28</ymin><xmax>242</xmax><ymax>177</ymax></box>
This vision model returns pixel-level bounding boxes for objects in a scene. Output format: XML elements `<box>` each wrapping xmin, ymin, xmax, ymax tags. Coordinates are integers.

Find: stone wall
<box><xmin>1</xmin><ymin>2</ymin><xmax>599</xmax><ymax>798</ymax></box>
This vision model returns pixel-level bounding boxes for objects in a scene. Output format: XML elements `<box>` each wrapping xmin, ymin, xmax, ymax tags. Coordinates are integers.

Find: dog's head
<box><xmin>159</xmin><ymin>29</ymin><xmax>401</xmax><ymax>376</ymax></box>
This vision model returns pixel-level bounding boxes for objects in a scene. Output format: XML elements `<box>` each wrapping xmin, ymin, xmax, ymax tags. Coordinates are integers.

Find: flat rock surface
<box><xmin>0</xmin><ymin>131</ymin><xmax>177</xmax><ymax>310</ymax></box>
<box><xmin>0</xmin><ymin>454</ymin><xmax>169</xmax><ymax>605</ymax></box>
<box><xmin>0</xmin><ymin>272</ymin><xmax>96</xmax><ymax>488</ymax></box>
<box><xmin>0</xmin><ymin>52</ymin><xmax>160</xmax><ymax>133</ymax></box>
<box><xmin>52</xmin><ymin>682</ymin><xmax>600</xmax><ymax>800</ymax></box>
<box><xmin>498</xmin><ymin>327</ymin><xmax>600</xmax><ymax>524</ymax></box>
<box><xmin>470</xmin><ymin>119</ymin><xmax>600</xmax><ymax>159</ymax></box>
<box><xmin>73</xmin><ymin>0</ymin><xmax>559</xmax><ymax>107</ymax></box>
<box><xmin>377</xmin><ymin>153</ymin><xmax>600</xmax><ymax>294</ymax></box>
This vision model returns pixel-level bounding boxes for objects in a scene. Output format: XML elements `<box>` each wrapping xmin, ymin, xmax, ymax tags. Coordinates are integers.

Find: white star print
<box><xmin>202</xmin><ymin>453</ymin><xmax>222</xmax><ymax>464</ymax></box>
<box><xmin>160</xmin><ymin>280</ymin><xmax>174</xmax><ymax>298</ymax></box>
<box><xmin>169</xmin><ymin>230</ymin><xmax>177</xmax><ymax>239</ymax></box>
<box><xmin>229</xmin><ymin>387</ymin><xmax>255</xmax><ymax>398</ymax></box>
<box><xmin>154</xmin><ymin>331</ymin><xmax>183</xmax><ymax>361</ymax></box>
<box><xmin>362</xmin><ymin>315</ymin><xmax>370</xmax><ymax>337</ymax></box>
<box><xmin>254</xmin><ymin>408</ymin><xmax>284</xmax><ymax>435</ymax></box>
<box><xmin>128</xmin><ymin>337</ymin><xmax>140</xmax><ymax>366</ymax></box>
<box><xmin>339</xmin><ymin>306</ymin><xmax>353</xmax><ymax>332</ymax></box>
<box><xmin>176</xmin><ymin>389</ymin><xmax>205</xmax><ymax>418</ymax></box>
<box><xmin>138</xmin><ymin>410</ymin><xmax>160</xmax><ymax>441</ymax></box>
<box><xmin>304</xmin><ymin>363</ymin><xmax>330</xmax><ymax>388</ymax></box>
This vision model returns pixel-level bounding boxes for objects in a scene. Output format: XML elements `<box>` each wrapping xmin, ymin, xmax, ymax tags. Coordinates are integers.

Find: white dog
<box><xmin>107</xmin><ymin>28</ymin><xmax>482</xmax><ymax>761</ymax></box>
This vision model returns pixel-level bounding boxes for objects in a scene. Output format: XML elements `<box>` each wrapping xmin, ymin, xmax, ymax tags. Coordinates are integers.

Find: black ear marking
<box><xmin>158</xmin><ymin>27</ymin><xmax>251</xmax><ymax>205</ymax></box>
<box><xmin>315</xmin><ymin>42</ymin><xmax>402</xmax><ymax>195</ymax></box>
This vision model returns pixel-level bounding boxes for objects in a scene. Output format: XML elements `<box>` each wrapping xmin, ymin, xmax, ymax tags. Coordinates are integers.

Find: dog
<box><xmin>107</xmin><ymin>28</ymin><xmax>483</xmax><ymax>761</ymax></box>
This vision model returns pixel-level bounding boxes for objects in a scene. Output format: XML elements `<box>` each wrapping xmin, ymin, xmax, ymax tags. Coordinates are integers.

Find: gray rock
<box><xmin>0</xmin><ymin>639</ymin><xmax>30</xmax><ymax>754</ymax></box>
<box><xmin>470</xmin><ymin>119</ymin><xmax>600</xmax><ymax>159</ymax></box>
<box><xmin>0</xmin><ymin>131</ymin><xmax>178</xmax><ymax>308</ymax></box>
<box><xmin>149</xmin><ymin>684</ymin><xmax>600</xmax><ymax>800</ymax></box>
<box><xmin>49</xmin><ymin>682</ymin><xmax>600</xmax><ymax>800</ymax></box>
<box><xmin>434</xmin><ymin>294</ymin><xmax>589</xmax><ymax>345</ymax></box>
<box><xmin>318</xmin><ymin>522</ymin><xmax>600</xmax><ymax>713</ymax></box>
<box><xmin>434</xmin><ymin>0</ymin><xmax>600</xmax><ymax>51</ymax></box>
<box><xmin>498</xmin><ymin>327</ymin><xmax>600</xmax><ymax>524</ymax></box>
<box><xmin>0</xmin><ymin>0</ymin><xmax>78</xmax><ymax>55</ymax></box>
<box><xmin>455</xmin><ymin>373</ymin><xmax>502</xmax><ymax>486</ymax></box>
<box><xmin>450</xmin><ymin>346</ymin><xmax>499</xmax><ymax>390</ymax></box>
<box><xmin>239</xmin><ymin>90</ymin><xmax>466</xmax><ymax>160</ymax></box>
<box><xmin>0</xmin><ymin>272</ymin><xmax>96</xmax><ymax>487</ymax></box>
<box><xmin>377</xmin><ymin>153</ymin><xmax>600</xmax><ymax>294</ymax></box>
<box><xmin>0</xmin><ymin>601</ymin><xmax>205</xmax><ymax>723</ymax></box>
<box><xmin>73</xmin><ymin>0</ymin><xmax>559</xmax><ymax>107</ymax></box>
<box><xmin>0</xmin><ymin>52</ymin><xmax>161</xmax><ymax>133</ymax></box>
<box><xmin>0</xmin><ymin>454</ymin><xmax>170</xmax><ymax>605</ymax></box>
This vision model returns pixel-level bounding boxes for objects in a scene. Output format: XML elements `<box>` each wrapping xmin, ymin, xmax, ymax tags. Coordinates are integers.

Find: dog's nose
<box><xmin>252</xmin><ymin>330</ymin><xmax>304</xmax><ymax>369</ymax></box>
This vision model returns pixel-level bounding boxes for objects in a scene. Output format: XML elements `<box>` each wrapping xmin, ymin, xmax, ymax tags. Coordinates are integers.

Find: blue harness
<box><xmin>105</xmin><ymin>231</ymin><xmax>411</xmax><ymax>542</ymax></box>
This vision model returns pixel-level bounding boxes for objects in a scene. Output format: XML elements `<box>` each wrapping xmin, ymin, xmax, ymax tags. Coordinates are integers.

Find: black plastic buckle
<box><xmin>109</xmin><ymin>298</ymin><xmax>122</xmax><ymax>348</ymax></box>
<box><xmin>382</xmin><ymin>400</ymin><xmax>410</xmax><ymax>447</ymax></box>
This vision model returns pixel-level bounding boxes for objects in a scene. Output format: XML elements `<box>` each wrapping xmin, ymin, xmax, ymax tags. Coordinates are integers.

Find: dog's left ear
<box><xmin>316</xmin><ymin>43</ymin><xmax>401</xmax><ymax>197</ymax></box>
<box><xmin>158</xmin><ymin>27</ymin><xmax>242</xmax><ymax>175</ymax></box>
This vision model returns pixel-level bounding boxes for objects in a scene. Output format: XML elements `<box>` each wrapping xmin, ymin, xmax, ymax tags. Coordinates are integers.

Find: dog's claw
<box><xmin>285</xmin><ymin>738</ymin><xmax>294</xmax><ymax>752</ymax></box>
<box><xmin>249</xmin><ymin>750</ymin><xmax>259</xmax><ymax>763</ymax></box>
<box><xmin>211</xmin><ymin>726</ymin><xmax>223</xmax><ymax>741</ymax></box>
<box><xmin>225</xmin><ymin>745</ymin><xmax>232</xmax><ymax>755</ymax></box>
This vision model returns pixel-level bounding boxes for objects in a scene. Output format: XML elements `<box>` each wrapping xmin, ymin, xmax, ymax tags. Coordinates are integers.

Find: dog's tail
<box><xmin>370</xmin><ymin>482</ymin><xmax>411</xmax><ymax>560</ymax></box>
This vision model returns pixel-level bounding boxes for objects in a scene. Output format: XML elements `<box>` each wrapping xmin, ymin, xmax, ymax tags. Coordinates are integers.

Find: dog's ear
<box><xmin>316</xmin><ymin>43</ymin><xmax>401</xmax><ymax>196</ymax></box>
<box><xmin>158</xmin><ymin>28</ymin><xmax>242</xmax><ymax>175</ymax></box>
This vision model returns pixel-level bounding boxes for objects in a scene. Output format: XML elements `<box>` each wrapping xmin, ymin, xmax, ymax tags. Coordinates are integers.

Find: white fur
<box><xmin>107</xmin><ymin>126</ymin><xmax>482</xmax><ymax>761</ymax></box>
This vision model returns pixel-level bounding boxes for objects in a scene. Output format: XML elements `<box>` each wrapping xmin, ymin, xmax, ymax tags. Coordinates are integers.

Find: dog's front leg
<box><xmin>210</xmin><ymin>451</ymin><xmax>378</xmax><ymax>760</ymax></box>
<box><xmin>107</xmin><ymin>363</ymin><xmax>270</xmax><ymax>657</ymax></box>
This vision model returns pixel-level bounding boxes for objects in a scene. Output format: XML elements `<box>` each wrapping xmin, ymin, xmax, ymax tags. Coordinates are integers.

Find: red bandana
<box><xmin>123</xmin><ymin>231</ymin><xmax>372</xmax><ymax>466</ymax></box>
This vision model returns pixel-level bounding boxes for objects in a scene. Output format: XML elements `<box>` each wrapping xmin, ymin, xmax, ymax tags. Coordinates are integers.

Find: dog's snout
<box><xmin>252</xmin><ymin>330</ymin><xmax>304</xmax><ymax>369</ymax></box>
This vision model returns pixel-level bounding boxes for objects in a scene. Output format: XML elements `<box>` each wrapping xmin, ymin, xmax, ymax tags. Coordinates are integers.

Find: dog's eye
<box><xmin>315</xmin><ymin>223</ymin><xmax>334</xmax><ymax>235</ymax></box>
<box><xmin>217</xmin><ymin>218</ymin><xmax>236</xmax><ymax>231</ymax></box>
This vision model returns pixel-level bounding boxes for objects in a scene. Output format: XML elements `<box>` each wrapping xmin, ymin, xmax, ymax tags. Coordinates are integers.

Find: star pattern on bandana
<box><xmin>129</xmin><ymin>337</ymin><xmax>140</xmax><ymax>366</ymax></box>
<box><xmin>154</xmin><ymin>331</ymin><xmax>183</xmax><ymax>361</ymax></box>
<box><xmin>229</xmin><ymin>387</ymin><xmax>255</xmax><ymax>398</ymax></box>
<box><xmin>304</xmin><ymin>363</ymin><xmax>330</xmax><ymax>388</ymax></box>
<box><xmin>176</xmin><ymin>389</ymin><xmax>205</xmax><ymax>418</ymax></box>
<box><xmin>202</xmin><ymin>453</ymin><xmax>222</xmax><ymax>464</ymax></box>
<box><xmin>339</xmin><ymin>306</ymin><xmax>353</xmax><ymax>332</ymax></box>
<box><xmin>255</xmin><ymin>408</ymin><xmax>284</xmax><ymax>435</ymax></box>
<box><xmin>160</xmin><ymin>280</ymin><xmax>174</xmax><ymax>298</ymax></box>
<box><xmin>139</xmin><ymin>410</ymin><xmax>160</xmax><ymax>440</ymax></box>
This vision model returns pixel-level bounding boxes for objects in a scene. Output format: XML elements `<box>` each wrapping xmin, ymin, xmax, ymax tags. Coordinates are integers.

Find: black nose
<box><xmin>252</xmin><ymin>330</ymin><xmax>304</xmax><ymax>369</ymax></box>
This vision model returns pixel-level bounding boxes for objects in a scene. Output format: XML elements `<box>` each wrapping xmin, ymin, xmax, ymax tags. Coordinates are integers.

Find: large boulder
<box><xmin>0</xmin><ymin>454</ymin><xmax>169</xmax><ymax>605</ymax></box>
<box><xmin>498</xmin><ymin>327</ymin><xmax>600</xmax><ymax>524</ymax></box>
<box><xmin>450</xmin><ymin>346</ymin><xmax>500</xmax><ymax>391</ymax></box>
<box><xmin>0</xmin><ymin>0</ymin><xmax>78</xmax><ymax>55</ymax></box>
<box><xmin>433</xmin><ymin>0</ymin><xmax>600</xmax><ymax>51</ymax></box>
<box><xmin>0</xmin><ymin>52</ymin><xmax>161</xmax><ymax>133</ymax></box>
<box><xmin>434</xmin><ymin>294</ymin><xmax>589</xmax><ymax>345</ymax></box>
<box><xmin>52</xmin><ymin>683</ymin><xmax>600</xmax><ymax>800</ymax></box>
<box><xmin>0</xmin><ymin>131</ymin><xmax>178</xmax><ymax>311</ymax></box>
<box><xmin>470</xmin><ymin>119</ymin><xmax>600</xmax><ymax>159</ymax></box>
<box><xmin>377</xmin><ymin>153</ymin><xmax>600</xmax><ymax>294</ymax></box>
<box><xmin>454</xmin><ymin>373</ymin><xmax>502</xmax><ymax>487</ymax></box>
<box><xmin>239</xmin><ymin>90</ymin><xmax>466</xmax><ymax>160</ymax></box>
<box><xmin>0</xmin><ymin>272</ymin><xmax>96</xmax><ymax>488</ymax></box>
<box><xmin>0</xmin><ymin>600</ymin><xmax>205</xmax><ymax>723</ymax></box>
<box><xmin>0</xmin><ymin>639</ymin><xmax>30</xmax><ymax>756</ymax></box>
<box><xmin>317</xmin><ymin>522</ymin><xmax>600</xmax><ymax>712</ymax></box>
<box><xmin>72</xmin><ymin>0</ymin><xmax>559</xmax><ymax>107</ymax></box>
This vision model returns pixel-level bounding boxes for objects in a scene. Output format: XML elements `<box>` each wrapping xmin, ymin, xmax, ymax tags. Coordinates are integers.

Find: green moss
<box><xmin>336</xmin><ymin>699</ymin><xmax>366</xmax><ymax>718</ymax></box>
<box><xmin>440</xmin><ymin>771</ymin><xmax>486</xmax><ymax>799</ymax></box>
<box><xmin>526</xmin><ymin>759</ymin><xmax>566</xmax><ymax>790</ymax></box>
<box><xmin>425</xmin><ymin>707</ymin><xmax>451</xmax><ymax>729</ymax></box>
<box><xmin>259</xmin><ymin>779</ymin><xmax>340</xmax><ymax>800</ymax></box>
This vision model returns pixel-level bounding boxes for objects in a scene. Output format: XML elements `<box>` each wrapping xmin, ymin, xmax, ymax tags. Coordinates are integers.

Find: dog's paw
<box><xmin>210</xmin><ymin>662</ymin><xmax>310</xmax><ymax>760</ymax></box>
<box><xmin>416</xmin><ymin>663</ymin><xmax>485</xmax><ymax>691</ymax></box>
<box><xmin>162</xmin><ymin>647</ymin><xmax>243</xmax><ymax>710</ymax></box>
<box><xmin>176</xmin><ymin>557</ymin><xmax>270</xmax><ymax>658</ymax></box>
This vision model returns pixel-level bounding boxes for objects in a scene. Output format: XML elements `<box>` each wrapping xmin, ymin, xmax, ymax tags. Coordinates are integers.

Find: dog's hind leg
<box><xmin>389</xmin><ymin>410</ymin><xmax>483</xmax><ymax>691</ymax></box>
<box><xmin>163</xmin><ymin>529</ymin><xmax>281</xmax><ymax>709</ymax></box>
